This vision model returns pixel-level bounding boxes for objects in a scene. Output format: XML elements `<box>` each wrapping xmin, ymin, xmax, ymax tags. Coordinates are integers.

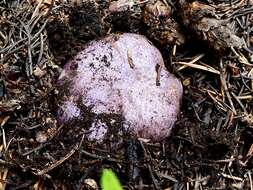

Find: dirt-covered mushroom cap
<box><xmin>56</xmin><ymin>33</ymin><xmax>183</xmax><ymax>142</ymax></box>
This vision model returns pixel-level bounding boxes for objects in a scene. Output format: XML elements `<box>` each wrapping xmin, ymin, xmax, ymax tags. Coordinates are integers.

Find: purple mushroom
<box><xmin>56</xmin><ymin>33</ymin><xmax>183</xmax><ymax>142</ymax></box>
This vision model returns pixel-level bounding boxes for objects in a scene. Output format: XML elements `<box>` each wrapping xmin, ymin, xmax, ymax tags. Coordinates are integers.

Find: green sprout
<box><xmin>100</xmin><ymin>169</ymin><xmax>123</xmax><ymax>190</ymax></box>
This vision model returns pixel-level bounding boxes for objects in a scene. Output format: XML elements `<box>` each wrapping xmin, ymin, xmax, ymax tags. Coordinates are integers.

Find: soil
<box><xmin>0</xmin><ymin>0</ymin><xmax>253</xmax><ymax>189</ymax></box>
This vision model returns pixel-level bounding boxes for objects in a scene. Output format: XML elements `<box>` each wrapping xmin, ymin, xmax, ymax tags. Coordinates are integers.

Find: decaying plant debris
<box><xmin>0</xmin><ymin>0</ymin><xmax>253</xmax><ymax>189</ymax></box>
<box><xmin>178</xmin><ymin>0</ymin><xmax>246</xmax><ymax>53</ymax></box>
<box><xmin>143</xmin><ymin>0</ymin><xmax>185</xmax><ymax>46</ymax></box>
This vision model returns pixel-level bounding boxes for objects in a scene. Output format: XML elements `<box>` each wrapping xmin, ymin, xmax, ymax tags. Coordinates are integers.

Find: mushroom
<box><xmin>56</xmin><ymin>33</ymin><xmax>183</xmax><ymax>142</ymax></box>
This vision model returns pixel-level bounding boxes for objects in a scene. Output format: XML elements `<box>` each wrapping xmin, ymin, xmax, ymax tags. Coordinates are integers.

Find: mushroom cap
<box><xmin>56</xmin><ymin>33</ymin><xmax>183</xmax><ymax>142</ymax></box>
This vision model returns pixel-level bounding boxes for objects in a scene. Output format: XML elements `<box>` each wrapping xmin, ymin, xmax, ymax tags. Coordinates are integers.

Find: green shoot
<box><xmin>100</xmin><ymin>169</ymin><xmax>123</xmax><ymax>190</ymax></box>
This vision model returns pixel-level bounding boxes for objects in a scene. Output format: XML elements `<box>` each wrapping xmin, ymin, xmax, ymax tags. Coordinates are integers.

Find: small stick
<box><xmin>139</xmin><ymin>140</ymin><xmax>160</xmax><ymax>190</ymax></box>
<box><xmin>220</xmin><ymin>59</ymin><xmax>237</xmax><ymax>114</ymax></box>
<box><xmin>156</xmin><ymin>64</ymin><xmax>162</xmax><ymax>86</ymax></box>
<box><xmin>35</xmin><ymin>143</ymin><xmax>79</xmax><ymax>176</ymax></box>
<box><xmin>127</xmin><ymin>50</ymin><xmax>135</xmax><ymax>69</ymax></box>
<box><xmin>231</xmin><ymin>92</ymin><xmax>247</xmax><ymax>113</ymax></box>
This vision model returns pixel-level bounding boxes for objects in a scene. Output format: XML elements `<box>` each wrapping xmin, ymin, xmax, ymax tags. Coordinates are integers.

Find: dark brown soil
<box><xmin>0</xmin><ymin>0</ymin><xmax>253</xmax><ymax>189</ymax></box>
